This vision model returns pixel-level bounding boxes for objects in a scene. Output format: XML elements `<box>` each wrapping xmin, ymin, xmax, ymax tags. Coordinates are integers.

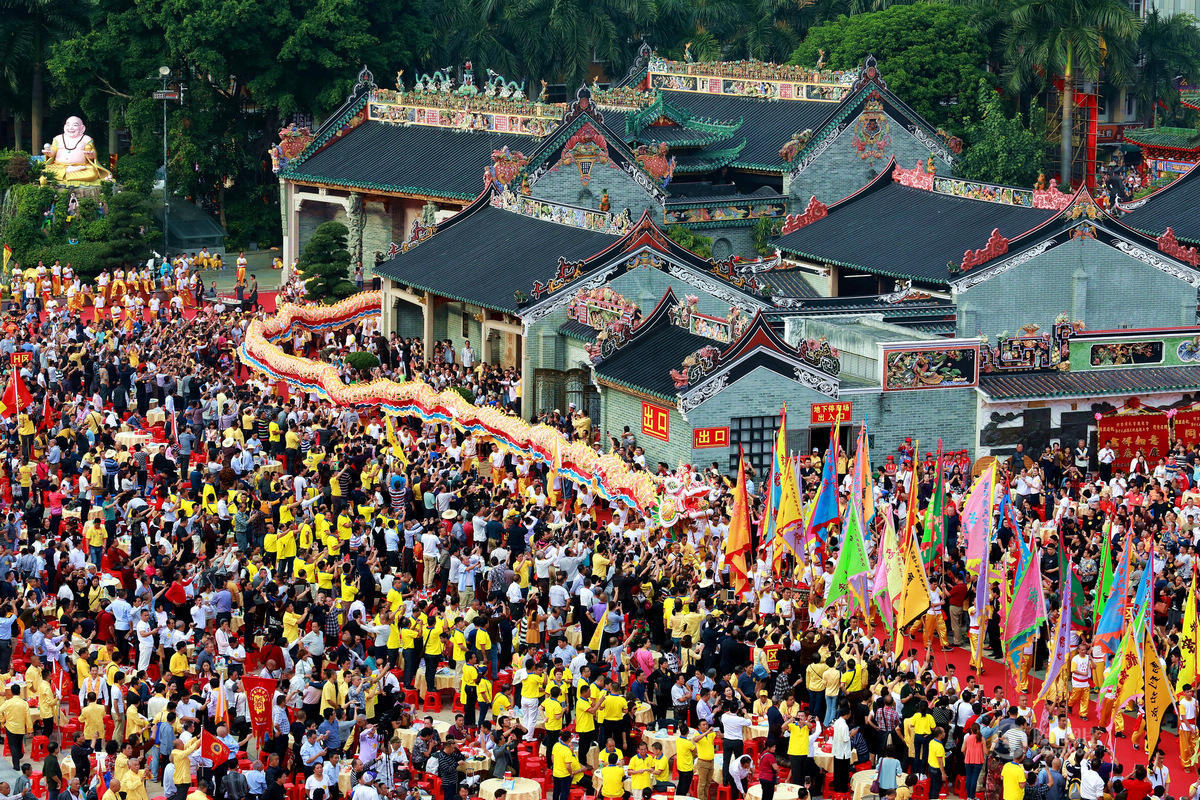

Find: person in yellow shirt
<box><xmin>421</xmin><ymin>611</ymin><xmax>446</xmax><ymax>698</ymax></box>
<box><xmin>461</xmin><ymin>653</ymin><xmax>481</xmax><ymax>728</ymax></box>
<box><xmin>0</xmin><ymin>683</ymin><xmax>32</xmax><ymax>767</ymax></box>
<box><xmin>491</xmin><ymin>687</ymin><xmax>512</xmax><ymax>720</ymax></box>
<box><xmin>79</xmin><ymin>690</ymin><xmax>108</xmax><ymax>746</ymax></box>
<box><xmin>171</xmin><ymin>736</ymin><xmax>204</xmax><ymax>797</ymax></box>
<box><xmin>911</xmin><ymin>703</ymin><xmax>936</xmax><ymax>766</ymax></box>
<box><xmin>599</xmin><ymin>751</ymin><xmax>626</xmax><ymax>800</ymax></box>
<box><xmin>320</xmin><ymin>669</ymin><xmax>342</xmax><ymax>714</ymax></box>
<box><xmin>520</xmin><ymin>662</ymin><xmax>545</xmax><ymax>741</ymax></box>
<box><xmin>575</xmin><ymin>682</ymin><xmax>601</xmax><ymax>763</ymax></box>
<box><xmin>541</xmin><ymin>686</ymin><xmax>566</xmax><ymax>758</ymax></box>
<box><xmin>927</xmin><ymin>727</ymin><xmax>948</xmax><ymax>799</ymax></box>
<box><xmin>550</xmin><ymin>731</ymin><xmax>585</xmax><ymax>800</ymax></box>
<box><xmin>628</xmin><ymin>742</ymin><xmax>656</xmax><ymax>799</ymax></box>
<box><xmin>692</xmin><ymin>719</ymin><xmax>718</xmax><ymax>800</ymax></box>
<box><xmin>675</xmin><ymin>723</ymin><xmax>698</xmax><ymax>796</ymax></box>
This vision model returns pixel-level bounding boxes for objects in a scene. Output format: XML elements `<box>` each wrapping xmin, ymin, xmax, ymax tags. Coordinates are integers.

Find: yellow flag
<box><xmin>588</xmin><ymin>609</ymin><xmax>609</xmax><ymax>651</ymax></box>
<box><xmin>384</xmin><ymin>416</ymin><xmax>409</xmax><ymax>466</ymax></box>
<box><xmin>1177</xmin><ymin>569</ymin><xmax>1199</xmax><ymax>693</ymax></box>
<box><xmin>1143</xmin><ymin>617</ymin><xmax>1175</xmax><ymax>757</ymax></box>
<box><xmin>1114</xmin><ymin>630</ymin><xmax>1143</xmax><ymax>711</ymax></box>
<box><xmin>895</xmin><ymin>534</ymin><xmax>933</xmax><ymax>656</ymax></box>
<box><xmin>774</xmin><ymin>456</ymin><xmax>804</xmax><ymax>561</ymax></box>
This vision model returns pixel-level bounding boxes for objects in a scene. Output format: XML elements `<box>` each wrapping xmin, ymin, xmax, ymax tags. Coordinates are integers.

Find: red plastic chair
<box><xmin>30</xmin><ymin>735</ymin><xmax>49</xmax><ymax>761</ymax></box>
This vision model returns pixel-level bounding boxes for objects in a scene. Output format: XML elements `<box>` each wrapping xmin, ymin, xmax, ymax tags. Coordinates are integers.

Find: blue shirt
<box><xmin>318</xmin><ymin>719</ymin><xmax>342</xmax><ymax>750</ymax></box>
<box><xmin>0</xmin><ymin>615</ymin><xmax>16</xmax><ymax>641</ymax></box>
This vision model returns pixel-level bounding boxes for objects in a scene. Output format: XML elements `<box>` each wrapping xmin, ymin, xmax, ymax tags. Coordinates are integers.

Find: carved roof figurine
<box><xmin>634</xmin><ymin>142</ymin><xmax>676</xmax><ymax>187</ymax></box>
<box><xmin>779</xmin><ymin>129</ymin><xmax>813</xmax><ymax>163</ymax></box>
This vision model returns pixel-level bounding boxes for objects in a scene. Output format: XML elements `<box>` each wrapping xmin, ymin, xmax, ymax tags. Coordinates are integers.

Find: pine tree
<box><xmin>97</xmin><ymin>190</ymin><xmax>152</xmax><ymax>272</ymax></box>
<box><xmin>300</xmin><ymin>221</ymin><xmax>356</xmax><ymax>304</ymax></box>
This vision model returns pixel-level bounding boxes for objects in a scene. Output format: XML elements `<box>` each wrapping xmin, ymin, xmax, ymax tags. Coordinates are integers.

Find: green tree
<box><xmin>1132</xmin><ymin>10</ymin><xmax>1200</xmax><ymax>127</ymax></box>
<box><xmin>97</xmin><ymin>190</ymin><xmax>154</xmax><ymax>273</ymax></box>
<box><xmin>954</xmin><ymin>80</ymin><xmax>1048</xmax><ymax>187</ymax></box>
<box><xmin>0</xmin><ymin>0</ymin><xmax>85</xmax><ymax>149</ymax></box>
<box><xmin>790</xmin><ymin>4</ymin><xmax>993</xmax><ymax>133</ymax></box>
<box><xmin>301</xmin><ymin>221</ymin><xmax>356</xmax><ymax>303</ymax></box>
<box><xmin>665</xmin><ymin>225</ymin><xmax>713</xmax><ymax>258</ymax></box>
<box><xmin>1002</xmin><ymin>0</ymin><xmax>1140</xmax><ymax>184</ymax></box>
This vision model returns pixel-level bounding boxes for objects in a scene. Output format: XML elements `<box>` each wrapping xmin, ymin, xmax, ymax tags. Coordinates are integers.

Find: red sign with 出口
<box><xmin>811</xmin><ymin>401</ymin><xmax>852</xmax><ymax>425</ymax></box>
<box><xmin>641</xmin><ymin>402</ymin><xmax>670</xmax><ymax>442</ymax></box>
<box><xmin>692</xmin><ymin>427</ymin><xmax>729</xmax><ymax>449</ymax></box>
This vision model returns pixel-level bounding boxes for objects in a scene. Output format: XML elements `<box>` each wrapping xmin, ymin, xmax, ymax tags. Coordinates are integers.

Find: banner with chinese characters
<box><xmin>811</xmin><ymin>401</ymin><xmax>852</xmax><ymax>425</ymax></box>
<box><xmin>1173</xmin><ymin>409</ymin><xmax>1200</xmax><ymax>448</ymax></box>
<box><xmin>641</xmin><ymin>401</ymin><xmax>670</xmax><ymax>442</ymax></box>
<box><xmin>9</xmin><ymin>352</ymin><xmax>31</xmax><ymax>367</ymax></box>
<box><xmin>692</xmin><ymin>426</ymin><xmax>729</xmax><ymax>449</ymax></box>
<box><xmin>1097</xmin><ymin>412</ymin><xmax>1170</xmax><ymax>461</ymax></box>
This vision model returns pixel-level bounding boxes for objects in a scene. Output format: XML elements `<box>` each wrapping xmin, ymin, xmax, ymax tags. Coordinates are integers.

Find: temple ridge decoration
<box><xmin>978</xmin><ymin>315</ymin><xmax>1084</xmax><ymax>373</ymax></box>
<box><xmin>670</xmin><ymin>293</ymin><xmax>748</xmax><ymax>344</ymax></box>
<box><xmin>645</xmin><ymin>54</ymin><xmax>856</xmax><ymax>102</ymax></box>
<box><xmin>633</xmin><ymin>143</ymin><xmax>676</xmax><ymax>188</ymax></box>
<box><xmin>893</xmin><ymin>159</ymin><xmax>935</xmax><ymax>191</ymax></box>
<box><xmin>924</xmin><ymin>174</ymin><xmax>1073</xmax><ymax>210</ymax></box>
<box><xmin>781</xmin><ymin>196</ymin><xmax>828</xmax><ymax>234</ymax></box>
<box><xmin>670</xmin><ymin>344</ymin><xmax>722</xmax><ymax>388</ymax></box>
<box><xmin>778</xmin><ymin>129</ymin><xmax>813</xmax><ymax>163</ymax></box>
<box><xmin>367</xmin><ymin>67</ymin><xmax>562</xmax><ymax>136</ymax></box>
<box><xmin>269</xmin><ymin>124</ymin><xmax>316</xmax><ymax>174</ymax></box>
<box><xmin>959</xmin><ymin>228</ymin><xmax>1010</xmax><ymax>272</ymax></box>
<box><xmin>1157</xmin><ymin>227</ymin><xmax>1200</xmax><ymax>267</ymax></box>
<box><xmin>490</xmin><ymin>187</ymin><xmax>633</xmax><ymax>235</ymax></box>
<box><xmin>796</xmin><ymin>336</ymin><xmax>841</xmax><ymax>376</ymax></box>
<box><xmin>488</xmin><ymin>147</ymin><xmax>528</xmax><ymax>189</ymax></box>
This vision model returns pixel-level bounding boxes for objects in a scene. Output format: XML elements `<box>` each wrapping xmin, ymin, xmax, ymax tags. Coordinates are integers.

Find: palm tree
<box><xmin>1003</xmin><ymin>0</ymin><xmax>1140</xmax><ymax>185</ymax></box>
<box><xmin>1132</xmin><ymin>10</ymin><xmax>1200</xmax><ymax>127</ymax></box>
<box><xmin>0</xmin><ymin>0</ymin><xmax>85</xmax><ymax>151</ymax></box>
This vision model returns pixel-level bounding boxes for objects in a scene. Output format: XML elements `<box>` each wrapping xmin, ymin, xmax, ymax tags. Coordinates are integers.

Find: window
<box><xmin>1125</xmin><ymin>94</ymin><xmax>1136</xmax><ymax>120</ymax></box>
<box><xmin>729</xmin><ymin>415</ymin><xmax>779</xmax><ymax>475</ymax></box>
<box><xmin>461</xmin><ymin>308</ymin><xmax>470</xmax><ymax>338</ymax></box>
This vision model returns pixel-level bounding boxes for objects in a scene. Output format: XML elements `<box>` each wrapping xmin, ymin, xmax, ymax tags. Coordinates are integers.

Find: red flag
<box><xmin>96</xmin><ymin>767</ymin><xmax>107</xmax><ymax>800</ymax></box>
<box><xmin>200</xmin><ymin>729</ymin><xmax>232</xmax><ymax>764</ymax></box>
<box><xmin>39</xmin><ymin>392</ymin><xmax>54</xmax><ymax>432</ymax></box>
<box><xmin>241</xmin><ymin>674</ymin><xmax>277</xmax><ymax>744</ymax></box>
<box><xmin>0</xmin><ymin>371</ymin><xmax>32</xmax><ymax>418</ymax></box>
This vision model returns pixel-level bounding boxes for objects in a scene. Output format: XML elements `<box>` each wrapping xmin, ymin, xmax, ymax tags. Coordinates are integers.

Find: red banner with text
<box><xmin>1173</xmin><ymin>409</ymin><xmax>1200</xmax><ymax>448</ymax></box>
<box><xmin>1097</xmin><ymin>412</ymin><xmax>1170</xmax><ymax>461</ymax></box>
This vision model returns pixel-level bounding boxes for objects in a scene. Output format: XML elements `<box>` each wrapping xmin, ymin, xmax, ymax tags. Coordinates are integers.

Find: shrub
<box><xmin>345</xmin><ymin>351</ymin><xmax>380</xmax><ymax>375</ymax></box>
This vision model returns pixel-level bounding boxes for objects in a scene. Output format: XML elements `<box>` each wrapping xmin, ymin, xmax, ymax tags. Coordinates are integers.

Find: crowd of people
<box><xmin>0</xmin><ymin>268</ymin><xmax>1193</xmax><ymax>800</ymax></box>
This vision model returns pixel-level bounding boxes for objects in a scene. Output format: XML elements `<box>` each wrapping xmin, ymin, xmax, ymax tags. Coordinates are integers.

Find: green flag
<box><xmin>826</xmin><ymin>500</ymin><xmax>871</xmax><ymax>614</ymax></box>
<box><xmin>1058</xmin><ymin>535</ymin><xmax>1089</xmax><ymax>630</ymax></box>
<box><xmin>1094</xmin><ymin>520</ymin><xmax>1114</xmax><ymax>629</ymax></box>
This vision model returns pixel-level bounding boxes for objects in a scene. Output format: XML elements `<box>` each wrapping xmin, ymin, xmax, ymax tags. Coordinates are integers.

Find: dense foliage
<box><xmin>300</xmin><ymin>221</ymin><xmax>355</xmax><ymax>303</ymax></box>
<box><xmin>954</xmin><ymin>81</ymin><xmax>1048</xmax><ymax>187</ymax></box>
<box><xmin>791</xmin><ymin>4</ymin><xmax>993</xmax><ymax>134</ymax></box>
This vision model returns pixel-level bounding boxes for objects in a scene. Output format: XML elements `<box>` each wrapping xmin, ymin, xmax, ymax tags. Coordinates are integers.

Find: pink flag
<box><xmin>962</xmin><ymin>464</ymin><xmax>995</xmax><ymax>573</ymax></box>
<box><xmin>1035</xmin><ymin>561</ymin><xmax>1073</xmax><ymax>704</ymax></box>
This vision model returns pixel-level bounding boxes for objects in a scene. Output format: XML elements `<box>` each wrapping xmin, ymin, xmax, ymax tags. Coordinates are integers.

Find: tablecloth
<box><xmin>643</xmin><ymin>729</ymin><xmax>679</xmax><ymax>761</ymax></box>
<box><xmin>396</xmin><ymin>719</ymin><xmax>451</xmax><ymax>750</ymax></box>
<box><xmin>480</xmin><ymin>777</ymin><xmax>542</xmax><ymax>800</ymax></box>
<box><xmin>850</xmin><ymin>769</ymin><xmax>907</xmax><ymax>800</ymax></box>
<box><xmin>633</xmin><ymin>703</ymin><xmax>655</xmax><ymax>724</ymax></box>
<box><xmin>746</xmin><ymin>783</ymin><xmax>801</xmax><ymax>800</ymax></box>
<box><xmin>813</xmin><ymin>746</ymin><xmax>834</xmax><ymax>773</ymax></box>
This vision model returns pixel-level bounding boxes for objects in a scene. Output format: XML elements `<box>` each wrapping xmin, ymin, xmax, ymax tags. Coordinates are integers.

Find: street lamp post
<box><xmin>157</xmin><ymin>65</ymin><xmax>171</xmax><ymax>254</ymax></box>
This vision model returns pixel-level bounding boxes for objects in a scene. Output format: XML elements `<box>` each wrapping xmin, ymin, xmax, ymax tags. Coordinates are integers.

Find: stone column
<box><xmin>423</xmin><ymin>291</ymin><xmax>435</xmax><ymax>358</ymax></box>
<box><xmin>520</xmin><ymin>332</ymin><xmax>532</xmax><ymax>420</ymax></box>
<box><xmin>347</xmin><ymin>192</ymin><xmax>364</xmax><ymax>268</ymax></box>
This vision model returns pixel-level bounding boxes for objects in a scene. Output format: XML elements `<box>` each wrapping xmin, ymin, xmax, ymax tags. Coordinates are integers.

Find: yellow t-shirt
<box><xmin>552</xmin><ymin>742</ymin><xmax>578</xmax><ymax>779</ymax></box>
<box><xmin>542</xmin><ymin>697</ymin><xmax>564</xmax><ymax>731</ymax></box>
<box><xmin>491</xmin><ymin>692</ymin><xmax>512</xmax><ymax>718</ymax></box>
<box><xmin>522</xmin><ymin>673</ymin><xmax>544</xmax><ymax>700</ymax></box>
<box><xmin>928</xmin><ymin>739</ymin><xmax>946</xmax><ymax>771</ymax></box>
<box><xmin>787</xmin><ymin>723</ymin><xmax>810</xmax><ymax>756</ymax></box>
<box><xmin>911</xmin><ymin>713</ymin><xmax>935</xmax><ymax>736</ymax></box>
<box><xmin>600</xmin><ymin>693</ymin><xmax>627</xmax><ymax>722</ymax></box>
<box><xmin>629</xmin><ymin>755</ymin><xmax>654</xmax><ymax>791</ymax></box>
<box><xmin>283</xmin><ymin>612</ymin><xmax>303</xmax><ymax>642</ymax></box>
<box><xmin>676</xmin><ymin>737</ymin><xmax>697</xmax><ymax>771</ymax></box>
<box><xmin>1001</xmin><ymin>761</ymin><xmax>1026</xmax><ymax>800</ymax></box>
<box><xmin>450</xmin><ymin>630</ymin><xmax>467</xmax><ymax>661</ymax></box>
<box><xmin>423</xmin><ymin>619</ymin><xmax>445</xmax><ymax>656</ymax></box>
<box><xmin>600</xmin><ymin>765</ymin><xmax>626</xmax><ymax>798</ymax></box>
<box><xmin>460</xmin><ymin>664</ymin><xmax>479</xmax><ymax>703</ymax></box>
<box><xmin>693</xmin><ymin>730</ymin><xmax>717</xmax><ymax>761</ymax></box>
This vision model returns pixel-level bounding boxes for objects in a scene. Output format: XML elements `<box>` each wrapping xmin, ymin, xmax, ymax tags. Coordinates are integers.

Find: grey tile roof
<box><xmin>979</xmin><ymin>366</ymin><xmax>1200</xmax><ymax>400</ymax></box>
<box><xmin>660</xmin><ymin>90</ymin><xmax>833</xmax><ymax>171</ymax></box>
<box><xmin>283</xmin><ymin>120</ymin><xmax>532</xmax><ymax>199</ymax></box>
<box><xmin>595</xmin><ymin>322</ymin><xmax>712</xmax><ymax>400</ymax></box>
<box><xmin>374</xmin><ymin>205</ymin><xmax>618</xmax><ymax>312</ymax></box>
<box><xmin>1121</xmin><ymin>165</ymin><xmax>1200</xmax><ymax>245</ymax></box>
<box><xmin>775</xmin><ymin>180</ymin><xmax>1056</xmax><ymax>285</ymax></box>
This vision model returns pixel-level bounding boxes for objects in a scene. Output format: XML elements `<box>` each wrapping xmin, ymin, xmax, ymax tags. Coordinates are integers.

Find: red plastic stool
<box><xmin>403</xmin><ymin>689</ymin><xmax>420</xmax><ymax>707</ymax></box>
<box><xmin>31</xmin><ymin>774</ymin><xmax>44</xmax><ymax>799</ymax></box>
<box><xmin>913</xmin><ymin>782</ymin><xmax>930</xmax><ymax>800</ymax></box>
<box><xmin>715</xmin><ymin>786</ymin><xmax>735</xmax><ymax>800</ymax></box>
<box><xmin>954</xmin><ymin>776</ymin><xmax>966</xmax><ymax>797</ymax></box>
<box><xmin>423</xmin><ymin>693</ymin><xmax>442</xmax><ymax>712</ymax></box>
<box><xmin>31</xmin><ymin>736</ymin><xmax>49</xmax><ymax>761</ymax></box>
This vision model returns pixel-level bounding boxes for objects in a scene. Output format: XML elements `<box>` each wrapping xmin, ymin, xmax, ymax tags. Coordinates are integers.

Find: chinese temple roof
<box><xmin>1182</xmin><ymin>86</ymin><xmax>1200</xmax><ymax>111</ymax></box>
<box><xmin>374</xmin><ymin>196</ymin><xmax>618</xmax><ymax>313</ymax></box>
<box><xmin>774</xmin><ymin>161</ymin><xmax>1060</xmax><ymax>285</ymax></box>
<box><xmin>1121</xmin><ymin>163</ymin><xmax>1200</xmax><ymax>246</ymax></box>
<box><xmin>979</xmin><ymin>365</ymin><xmax>1200</xmax><ymax>401</ymax></box>
<box><xmin>594</xmin><ymin>299</ymin><xmax>715</xmax><ymax>400</ymax></box>
<box><xmin>284</xmin><ymin>120</ymin><xmax>530</xmax><ymax>200</ymax></box>
<box><xmin>1122</xmin><ymin>126</ymin><xmax>1200</xmax><ymax>152</ymax></box>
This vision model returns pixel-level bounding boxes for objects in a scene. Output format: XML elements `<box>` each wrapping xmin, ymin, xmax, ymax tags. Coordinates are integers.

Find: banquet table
<box><xmin>458</xmin><ymin>750</ymin><xmax>494</xmax><ymax>775</ymax></box>
<box><xmin>480</xmin><ymin>777</ymin><xmax>542</xmax><ymax>800</ymax></box>
<box><xmin>147</xmin><ymin>408</ymin><xmax>167</xmax><ymax>425</ymax></box>
<box><xmin>747</xmin><ymin>783</ymin><xmax>801</xmax><ymax>800</ymax></box>
<box><xmin>396</xmin><ymin>719</ymin><xmax>451</xmax><ymax>750</ymax></box>
<box><xmin>566</xmin><ymin>626</ymin><xmax>582</xmax><ymax>647</ymax></box>
<box><xmin>115</xmin><ymin>431</ymin><xmax>151</xmax><ymax>449</ymax></box>
<box><xmin>851</xmin><ymin>769</ymin><xmax>906</xmax><ymax>800</ymax></box>
<box><xmin>812</xmin><ymin>744</ymin><xmax>834</xmax><ymax>773</ymax></box>
<box><xmin>745</xmin><ymin>721</ymin><xmax>771</xmax><ymax>741</ymax></box>
<box><xmin>643</xmin><ymin>729</ymin><xmax>680</xmax><ymax>761</ymax></box>
<box><xmin>633</xmin><ymin>702</ymin><xmax>655</xmax><ymax>724</ymax></box>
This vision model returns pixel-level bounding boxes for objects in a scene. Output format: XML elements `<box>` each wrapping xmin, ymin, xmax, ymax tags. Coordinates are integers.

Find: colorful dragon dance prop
<box><xmin>239</xmin><ymin>291</ymin><xmax>680</xmax><ymax>520</ymax></box>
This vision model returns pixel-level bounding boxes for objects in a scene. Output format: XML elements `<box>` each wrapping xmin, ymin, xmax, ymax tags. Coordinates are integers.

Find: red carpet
<box><xmin>891</xmin><ymin>628</ymin><xmax>1191</xmax><ymax>789</ymax></box>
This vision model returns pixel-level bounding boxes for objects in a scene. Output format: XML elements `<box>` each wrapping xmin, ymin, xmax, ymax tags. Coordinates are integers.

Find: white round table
<box><xmin>643</xmin><ymin>729</ymin><xmax>680</xmax><ymax>761</ymax></box>
<box><xmin>746</xmin><ymin>784</ymin><xmax>801</xmax><ymax>800</ymax></box>
<box><xmin>480</xmin><ymin>777</ymin><xmax>542</xmax><ymax>800</ymax></box>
